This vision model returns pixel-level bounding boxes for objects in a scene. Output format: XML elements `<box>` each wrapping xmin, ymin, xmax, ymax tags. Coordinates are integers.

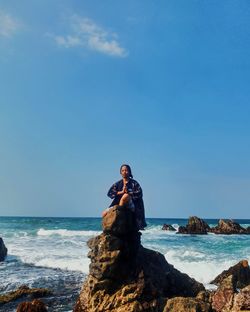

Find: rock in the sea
<box><xmin>74</xmin><ymin>206</ymin><xmax>205</xmax><ymax>312</ymax></box>
<box><xmin>210</xmin><ymin>219</ymin><xmax>249</xmax><ymax>235</ymax></box>
<box><xmin>211</xmin><ymin>260</ymin><xmax>250</xmax><ymax>289</ymax></box>
<box><xmin>177</xmin><ymin>216</ymin><xmax>210</xmax><ymax>234</ymax></box>
<box><xmin>162</xmin><ymin>224</ymin><xmax>176</xmax><ymax>231</ymax></box>
<box><xmin>163</xmin><ymin>297</ymin><xmax>211</xmax><ymax>312</ymax></box>
<box><xmin>16</xmin><ymin>299</ymin><xmax>48</xmax><ymax>312</ymax></box>
<box><xmin>0</xmin><ymin>237</ymin><xmax>7</xmax><ymax>261</ymax></box>
<box><xmin>0</xmin><ymin>285</ymin><xmax>51</xmax><ymax>305</ymax></box>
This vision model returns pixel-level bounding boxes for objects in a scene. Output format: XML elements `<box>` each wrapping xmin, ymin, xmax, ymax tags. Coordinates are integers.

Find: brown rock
<box><xmin>0</xmin><ymin>237</ymin><xmax>7</xmax><ymax>261</ymax></box>
<box><xmin>162</xmin><ymin>224</ymin><xmax>176</xmax><ymax>231</ymax></box>
<box><xmin>210</xmin><ymin>219</ymin><xmax>248</xmax><ymax>235</ymax></box>
<box><xmin>16</xmin><ymin>299</ymin><xmax>47</xmax><ymax>312</ymax></box>
<box><xmin>211</xmin><ymin>260</ymin><xmax>250</xmax><ymax>289</ymax></box>
<box><xmin>177</xmin><ymin>216</ymin><xmax>210</xmax><ymax>234</ymax></box>
<box><xmin>232</xmin><ymin>285</ymin><xmax>250</xmax><ymax>311</ymax></box>
<box><xmin>74</xmin><ymin>206</ymin><xmax>205</xmax><ymax>312</ymax></box>
<box><xmin>211</xmin><ymin>275</ymin><xmax>236</xmax><ymax>312</ymax></box>
<box><xmin>0</xmin><ymin>285</ymin><xmax>51</xmax><ymax>305</ymax></box>
<box><xmin>163</xmin><ymin>297</ymin><xmax>211</xmax><ymax>312</ymax></box>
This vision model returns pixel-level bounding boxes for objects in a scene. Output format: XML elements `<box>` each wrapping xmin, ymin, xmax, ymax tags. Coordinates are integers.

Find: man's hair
<box><xmin>120</xmin><ymin>164</ymin><xmax>133</xmax><ymax>178</ymax></box>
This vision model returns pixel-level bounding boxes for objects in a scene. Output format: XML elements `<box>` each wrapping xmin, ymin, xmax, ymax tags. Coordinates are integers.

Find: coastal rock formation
<box><xmin>0</xmin><ymin>237</ymin><xmax>7</xmax><ymax>261</ymax></box>
<box><xmin>74</xmin><ymin>206</ymin><xmax>205</xmax><ymax>312</ymax></box>
<box><xmin>210</xmin><ymin>260</ymin><xmax>250</xmax><ymax>289</ymax></box>
<box><xmin>163</xmin><ymin>296</ymin><xmax>211</xmax><ymax>312</ymax></box>
<box><xmin>177</xmin><ymin>216</ymin><xmax>210</xmax><ymax>234</ymax></box>
<box><xmin>16</xmin><ymin>299</ymin><xmax>48</xmax><ymax>312</ymax></box>
<box><xmin>232</xmin><ymin>285</ymin><xmax>250</xmax><ymax>311</ymax></box>
<box><xmin>162</xmin><ymin>224</ymin><xmax>176</xmax><ymax>231</ymax></box>
<box><xmin>211</xmin><ymin>275</ymin><xmax>236</xmax><ymax>312</ymax></box>
<box><xmin>0</xmin><ymin>285</ymin><xmax>51</xmax><ymax>306</ymax></box>
<box><xmin>209</xmin><ymin>219</ymin><xmax>249</xmax><ymax>235</ymax></box>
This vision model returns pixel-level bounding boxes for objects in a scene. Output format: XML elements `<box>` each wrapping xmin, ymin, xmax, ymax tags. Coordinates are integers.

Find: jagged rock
<box><xmin>74</xmin><ymin>206</ymin><xmax>205</xmax><ymax>312</ymax></box>
<box><xmin>16</xmin><ymin>299</ymin><xmax>48</xmax><ymax>312</ymax></box>
<box><xmin>232</xmin><ymin>285</ymin><xmax>250</xmax><ymax>311</ymax></box>
<box><xmin>0</xmin><ymin>285</ymin><xmax>52</xmax><ymax>305</ymax></box>
<box><xmin>210</xmin><ymin>219</ymin><xmax>249</xmax><ymax>235</ymax></box>
<box><xmin>0</xmin><ymin>237</ymin><xmax>7</xmax><ymax>261</ymax></box>
<box><xmin>163</xmin><ymin>297</ymin><xmax>211</xmax><ymax>312</ymax></box>
<box><xmin>162</xmin><ymin>224</ymin><xmax>176</xmax><ymax>231</ymax></box>
<box><xmin>246</xmin><ymin>226</ymin><xmax>250</xmax><ymax>234</ymax></box>
<box><xmin>210</xmin><ymin>260</ymin><xmax>250</xmax><ymax>289</ymax></box>
<box><xmin>177</xmin><ymin>216</ymin><xmax>210</xmax><ymax>234</ymax></box>
<box><xmin>211</xmin><ymin>275</ymin><xmax>236</xmax><ymax>312</ymax></box>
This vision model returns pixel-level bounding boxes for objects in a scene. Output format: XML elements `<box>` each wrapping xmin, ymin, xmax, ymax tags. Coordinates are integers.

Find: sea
<box><xmin>0</xmin><ymin>217</ymin><xmax>250</xmax><ymax>311</ymax></box>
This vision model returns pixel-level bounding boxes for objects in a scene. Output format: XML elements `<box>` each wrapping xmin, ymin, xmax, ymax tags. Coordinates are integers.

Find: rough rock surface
<box><xmin>162</xmin><ymin>224</ymin><xmax>176</xmax><ymax>231</ymax></box>
<box><xmin>232</xmin><ymin>285</ymin><xmax>250</xmax><ymax>311</ymax></box>
<box><xmin>0</xmin><ymin>285</ymin><xmax>51</xmax><ymax>305</ymax></box>
<box><xmin>210</xmin><ymin>219</ymin><xmax>249</xmax><ymax>235</ymax></box>
<box><xmin>0</xmin><ymin>237</ymin><xmax>7</xmax><ymax>261</ymax></box>
<box><xmin>211</xmin><ymin>275</ymin><xmax>236</xmax><ymax>312</ymax></box>
<box><xmin>163</xmin><ymin>297</ymin><xmax>211</xmax><ymax>312</ymax></box>
<box><xmin>177</xmin><ymin>216</ymin><xmax>210</xmax><ymax>234</ymax></box>
<box><xmin>16</xmin><ymin>299</ymin><xmax>48</xmax><ymax>312</ymax></box>
<box><xmin>74</xmin><ymin>206</ymin><xmax>205</xmax><ymax>312</ymax></box>
<box><xmin>211</xmin><ymin>260</ymin><xmax>250</xmax><ymax>289</ymax></box>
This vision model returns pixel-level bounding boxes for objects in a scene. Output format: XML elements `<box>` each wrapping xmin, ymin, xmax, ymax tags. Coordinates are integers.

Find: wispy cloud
<box><xmin>53</xmin><ymin>16</ymin><xmax>128</xmax><ymax>57</ymax></box>
<box><xmin>0</xmin><ymin>10</ymin><xmax>20</xmax><ymax>38</ymax></box>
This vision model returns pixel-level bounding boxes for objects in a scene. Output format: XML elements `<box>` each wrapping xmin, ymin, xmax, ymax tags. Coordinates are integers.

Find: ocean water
<box><xmin>0</xmin><ymin>217</ymin><xmax>250</xmax><ymax>311</ymax></box>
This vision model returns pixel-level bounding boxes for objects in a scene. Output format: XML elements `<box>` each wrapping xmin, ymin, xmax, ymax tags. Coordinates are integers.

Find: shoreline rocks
<box><xmin>210</xmin><ymin>260</ymin><xmax>250</xmax><ymax>289</ymax></box>
<box><xmin>0</xmin><ymin>285</ymin><xmax>51</xmax><ymax>308</ymax></box>
<box><xmin>16</xmin><ymin>299</ymin><xmax>48</xmax><ymax>312</ymax></box>
<box><xmin>0</xmin><ymin>237</ymin><xmax>7</xmax><ymax>261</ymax></box>
<box><xmin>74</xmin><ymin>206</ymin><xmax>205</xmax><ymax>312</ymax></box>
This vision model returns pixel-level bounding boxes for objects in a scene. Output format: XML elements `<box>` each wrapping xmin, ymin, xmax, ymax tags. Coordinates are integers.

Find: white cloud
<box><xmin>54</xmin><ymin>16</ymin><xmax>128</xmax><ymax>57</ymax></box>
<box><xmin>0</xmin><ymin>10</ymin><xmax>19</xmax><ymax>37</ymax></box>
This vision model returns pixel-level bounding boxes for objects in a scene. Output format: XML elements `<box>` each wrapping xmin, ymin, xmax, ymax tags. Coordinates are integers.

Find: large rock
<box><xmin>232</xmin><ymin>285</ymin><xmax>250</xmax><ymax>311</ymax></box>
<box><xmin>74</xmin><ymin>206</ymin><xmax>204</xmax><ymax>312</ymax></box>
<box><xmin>210</xmin><ymin>260</ymin><xmax>250</xmax><ymax>289</ymax></box>
<box><xmin>16</xmin><ymin>299</ymin><xmax>48</xmax><ymax>312</ymax></box>
<box><xmin>177</xmin><ymin>216</ymin><xmax>210</xmax><ymax>234</ymax></box>
<box><xmin>210</xmin><ymin>219</ymin><xmax>249</xmax><ymax>235</ymax></box>
<box><xmin>0</xmin><ymin>237</ymin><xmax>7</xmax><ymax>261</ymax></box>
<box><xmin>211</xmin><ymin>275</ymin><xmax>236</xmax><ymax>312</ymax></box>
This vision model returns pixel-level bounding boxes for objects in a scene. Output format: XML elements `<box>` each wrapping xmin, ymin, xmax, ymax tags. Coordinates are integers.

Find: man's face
<box><xmin>121</xmin><ymin>166</ymin><xmax>129</xmax><ymax>178</ymax></box>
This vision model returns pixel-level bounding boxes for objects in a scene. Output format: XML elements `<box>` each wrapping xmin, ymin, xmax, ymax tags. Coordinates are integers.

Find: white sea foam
<box><xmin>37</xmin><ymin>228</ymin><xmax>101</xmax><ymax>237</ymax></box>
<box><xmin>165</xmin><ymin>249</ymin><xmax>250</xmax><ymax>287</ymax></box>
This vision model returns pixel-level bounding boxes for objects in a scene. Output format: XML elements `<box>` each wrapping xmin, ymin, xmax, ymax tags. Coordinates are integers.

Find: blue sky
<box><xmin>0</xmin><ymin>0</ymin><xmax>250</xmax><ymax>218</ymax></box>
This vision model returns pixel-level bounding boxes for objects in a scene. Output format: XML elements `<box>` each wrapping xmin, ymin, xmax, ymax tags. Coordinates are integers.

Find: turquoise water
<box><xmin>0</xmin><ymin>217</ymin><xmax>250</xmax><ymax>311</ymax></box>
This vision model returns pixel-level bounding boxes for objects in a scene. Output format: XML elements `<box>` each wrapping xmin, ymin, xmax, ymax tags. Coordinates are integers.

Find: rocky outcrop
<box><xmin>16</xmin><ymin>299</ymin><xmax>48</xmax><ymax>312</ymax></box>
<box><xmin>163</xmin><ymin>296</ymin><xmax>211</xmax><ymax>312</ymax></box>
<box><xmin>0</xmin><ymin>237</ymin><xmax>7</xmax><ymax>261</ymax></box>
<box><xmin>232</xmin><ymin>285</ymin><xmax>250</xmax><ymax>311</ymax></box>
<box><xmin>0</xmin><ymin>285</ymin><xmax>51</xmax><ymax>305</ymax></box>
<box><xmin>162</xmin><ymin>224</ymin><xmax>176</xmax><ymax>231</ymax></box>
<box><xmin>177</xmin><ymin>216</ymin><xmax>210</xmax><ymax>234</ymax></box>
<box><xmin>210</xmin><ymin>260</ymin><xmax>250</xmax><ymax>289</ymax></box>
<box><xmin>74</xmin><ymin>206</ymin><xmax>205</xmax><ymax>312</ymax></box>
<box><xmin>209</xmin><ymin>219</ymin><xmax>249</xmax><ymax>235</ymax></box>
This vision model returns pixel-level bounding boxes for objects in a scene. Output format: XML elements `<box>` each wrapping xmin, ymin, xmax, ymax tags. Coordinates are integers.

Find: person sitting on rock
<box><xmin>102</xmin><ymin>164</ymin><xmax>147</xmax><ymax>230</ymax></box>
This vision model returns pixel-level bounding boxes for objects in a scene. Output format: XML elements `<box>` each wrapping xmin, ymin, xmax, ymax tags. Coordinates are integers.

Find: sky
<box><xmin>0</xmin><ymin>0</ymin><xmax>250</xmax><ymax>218</ymax></box>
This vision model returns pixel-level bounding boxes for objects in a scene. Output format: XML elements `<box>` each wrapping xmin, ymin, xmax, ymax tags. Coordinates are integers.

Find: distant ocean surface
<box><xmin>0</xmin><ymin>217</ymin><xmax>250</xmax><ymax>311</ymax></box>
